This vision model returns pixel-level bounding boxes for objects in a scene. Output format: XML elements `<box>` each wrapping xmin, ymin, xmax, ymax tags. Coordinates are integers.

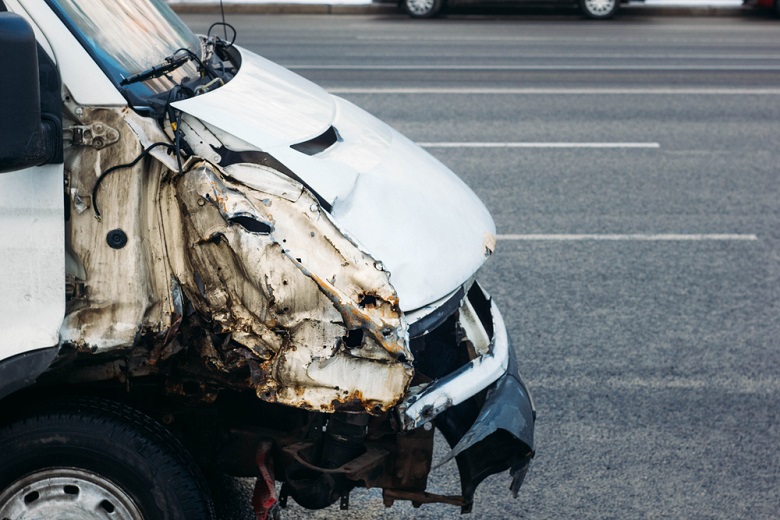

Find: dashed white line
<box><xmin>496</xmin><ymin>234</ymin><xmax>758</xmax><ymax>241</ymax></box>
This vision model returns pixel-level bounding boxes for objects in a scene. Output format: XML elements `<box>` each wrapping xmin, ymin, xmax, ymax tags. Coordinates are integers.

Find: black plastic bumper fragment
<box><xmin>435</xmin><ymin>345</ymin><xmax>535</xmax><ymax>513</ymax></box>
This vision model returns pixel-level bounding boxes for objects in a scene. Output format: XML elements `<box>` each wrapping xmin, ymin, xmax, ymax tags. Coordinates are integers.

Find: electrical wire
<box><xmin>92</xmin><ymin>17</ymin><xmax>230</xmax><ymax>222</ymax></box>
<box><xmin>171</xmin><ymin>46</ymin><xmax>215</xmax><ymax>80</ymax></box>
<box><xmin>207</xmin><ymin>22</ymin><xmax>237</xmax><ymax>47</ymax></box>
<box><xmin>92</xmin><ymin>142</ymin><xmax>173</xmax><ymax>220</ymax></box>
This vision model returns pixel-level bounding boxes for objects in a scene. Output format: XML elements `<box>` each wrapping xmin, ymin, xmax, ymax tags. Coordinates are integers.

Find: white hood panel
<box><xmin>173</xmin><ymin>49</ymin><xmax>335</xmax><ymax>149</ymax></box>
<box><xmin>174</xmin><ymin>47</ymin><xmax>496</xmax><ymax>311</ymax></box>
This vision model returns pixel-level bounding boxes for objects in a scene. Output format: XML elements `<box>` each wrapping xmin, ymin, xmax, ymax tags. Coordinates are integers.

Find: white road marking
<box><xmin>354</xmin><ymin>35</ymin><xmax>780</xmax><ymax>45</ymax></box>
<box><xmin>496</xmin><ymin>234</ymin><xmax>758</xmax><ymax>241</ymax></box>
<box><xmin>327</xmin><ymin>87</ymin><xmax>780</xmax><ymax>95</ymax></box>
<box><xmin>532</xmin><ymin>374</ymin><xmax>780</xmax><ymax>393</ymax></box>
<box><xmin>288</xmin><ymin>64</ymin><xmax>780</xmax><ymax>71</ymax></box>
<box><xmin>419</xmin><ymin>142</ymin><xmax>660</xmax><ymax>149</ymax></box>
<box><xmin>333</xmin><ymin>53</ymin><xmax>780</xmax><ymax>60</ymax></box>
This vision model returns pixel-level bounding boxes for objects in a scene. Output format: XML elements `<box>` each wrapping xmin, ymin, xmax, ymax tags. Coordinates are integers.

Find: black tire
<box><xmin>579</xmin><ymin>0</ymin><xmax>619</xmax><ymax>19</ymax></box>
<box><xmin>775</xmin><ymin>0</ymin><xmax>780</xmax><ymax>18</ymax></box>
<box><xmin>0</xmin><ymin>397</ymin><xmax>215</xmax><ymax>520</ymax></box>
<box><xmin>403</xmin><ymin>0</ymin><xmax>443</xmax><ymax>18</ymax></box>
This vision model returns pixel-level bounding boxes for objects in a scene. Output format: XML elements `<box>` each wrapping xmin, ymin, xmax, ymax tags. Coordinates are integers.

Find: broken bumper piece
<box><xmin>398</xmin><ymin>284</ymin><xmax>535</xmax><ymax>511</ymax></box>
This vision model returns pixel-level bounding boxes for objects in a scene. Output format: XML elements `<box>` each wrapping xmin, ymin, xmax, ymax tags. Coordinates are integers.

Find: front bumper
<box><xmin>398</xmin><ymin>283</ymin><xmax>535</xmax><ymax>511</ymax></box>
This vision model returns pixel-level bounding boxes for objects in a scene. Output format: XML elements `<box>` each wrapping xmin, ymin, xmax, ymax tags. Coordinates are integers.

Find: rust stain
<box><xmin>483</xmin><ymin>231</ymin><xmax>496</xmax><ymax>257</ymax></box>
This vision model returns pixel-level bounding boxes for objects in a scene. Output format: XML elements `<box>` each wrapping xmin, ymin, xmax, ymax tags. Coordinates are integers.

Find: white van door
<box><xmin>0</xmin><ymin>165</ymin><xmax>65</xmax><ymax>362</ymax></box>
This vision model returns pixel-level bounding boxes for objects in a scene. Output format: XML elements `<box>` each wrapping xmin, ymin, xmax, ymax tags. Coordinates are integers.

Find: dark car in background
<box><xmin>751</xmin><ymin>0</ymin><xmax>780</xmax><ymax>16</ymax></box>
<box><xmin>401</xmin><ymin>0</ymin><xmax>626</xmax><ymax>18</ymax></box>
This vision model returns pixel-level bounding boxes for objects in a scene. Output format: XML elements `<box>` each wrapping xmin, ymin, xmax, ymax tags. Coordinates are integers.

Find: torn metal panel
<box><xmin>55</xmin><ymin>98</ymin><xmax>413</xmax><ymax>414</ymax></box>
<box><xmin>160</xmin><ymin>161</ymin><xmax>413</xmax><ymax>412</ymax></box>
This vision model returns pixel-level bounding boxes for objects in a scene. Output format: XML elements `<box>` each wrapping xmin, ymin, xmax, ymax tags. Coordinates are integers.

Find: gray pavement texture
<box><xmin>170</xmin><ymin>1</ymin><xmax>760</xmax><ymax>17</ymax></box>
<box><xmin>178</xmin><ymin>12</ymin><xmax>780</xmax><ymax>520</ymax></box>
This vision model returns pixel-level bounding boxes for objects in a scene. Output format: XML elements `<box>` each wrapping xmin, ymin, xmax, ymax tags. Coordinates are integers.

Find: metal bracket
<box><xmin>65</xmin><ymin>278</ymin><xmax>86</xmax><ymax>301</ymax></box>
<box><xmin>64</xmin><ymin>123</ymin><xmax>120</xmax><ymax>150</ymax></box>
<box><xmin>382</xmin><ymin>489</ymin><xmax>466</xmax><ymax>509</ymax></box>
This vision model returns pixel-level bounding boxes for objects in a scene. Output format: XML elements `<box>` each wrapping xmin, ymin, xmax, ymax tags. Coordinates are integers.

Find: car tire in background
<box><xmin>0</xmin><ymin>397</ymin><xmax>215</xmax><ymax>520</ymax></box>
<box><xmin>580</xmin><ymin>0</ymin><xmax>619</xmax><ymax>19</ymax></box>
<box><xmin>403</xmin><ymin>0</ymin><xmax>444</xmax><ymax>18</ymax></box>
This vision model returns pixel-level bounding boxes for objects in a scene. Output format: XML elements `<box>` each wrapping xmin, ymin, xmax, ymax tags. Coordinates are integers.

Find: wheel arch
<box><xmin>0</xmin><ymin>347</ymin><xmax>58</xmax><ymax>402</ymax></box>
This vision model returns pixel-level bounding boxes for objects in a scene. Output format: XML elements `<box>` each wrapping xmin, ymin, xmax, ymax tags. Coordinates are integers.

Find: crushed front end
<box><xmin>38</xmin><ymin>19</ymin><xmax>534</xmax><ymax>513</ymax></box>
<box><xmin>399</xmin><ymin>282</ymin><xmax>535</xmax><ymax>512</ymax></box>
<box><xmin>246</xmin><ymin>280</ymin><xmax>536</xmax><ymax>515</ymax></box>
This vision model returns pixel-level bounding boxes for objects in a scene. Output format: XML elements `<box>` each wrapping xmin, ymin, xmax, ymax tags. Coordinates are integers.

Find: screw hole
<box><xmin>64</xmin><ymin>484</ymin><xmax>79</xmax><ymax>495</ymax></box>
<box><xmin>24</xmin><ymin>491</ymin><xmax>39</xmax><ymax>504</ymax></box>
<box><xmin>100</xmin><ymin>500</ymin><xmax>116</xmax><ymax>513</ymax></box>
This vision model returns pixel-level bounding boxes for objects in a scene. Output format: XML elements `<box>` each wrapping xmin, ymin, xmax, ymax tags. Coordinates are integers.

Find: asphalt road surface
<box><xmin>181</xmin><ymin>11</ymin><xmax>780</xmax><ymax>519</ymax></box>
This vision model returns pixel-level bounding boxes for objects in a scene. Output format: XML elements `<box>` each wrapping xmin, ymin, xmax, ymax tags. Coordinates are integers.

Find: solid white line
<box><xmin>289</xmin><ymin>64</ymin><xmax>780</xmax><ymax>71</ymax></box>
<box><xmin>496</xmin><ymin>234</ymin><xmax>758</xmax><ymax>241</ymax></box>
<box><xmin>419</xmin><ymin>142</ymin><xmax>660</xmax><ymax>149</ymax></box>
<box><xmin>355</xmin><ymin>35</ymin><xmax>780</xmax><ymax>45</ymax></box>
<box><xmin>327</xmin><ymin>87</ymin><xmax>780</xmax><ymax>95</ymax></box>
<box><xmin>340</xmin><ymin>52</ymin><xmax>780</xmax><ymax>61</ymax></box>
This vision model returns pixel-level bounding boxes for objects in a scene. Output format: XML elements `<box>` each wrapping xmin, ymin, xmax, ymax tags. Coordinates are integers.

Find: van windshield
<box><xmin>47</xmin><ymin>0</ymin><xmax>202</xmax><ymax>98</ymax></box>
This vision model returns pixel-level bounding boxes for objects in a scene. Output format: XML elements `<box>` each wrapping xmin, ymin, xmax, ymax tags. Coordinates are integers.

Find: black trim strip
<box><xmin>408</xmin><ymin>286</ymin><xmax>465</xmax><ymax>338</ymax></box>
<box><xmin>213</xmin><ymin>146</ymin><xmax>332</xmax><ymax>213</ymax></box>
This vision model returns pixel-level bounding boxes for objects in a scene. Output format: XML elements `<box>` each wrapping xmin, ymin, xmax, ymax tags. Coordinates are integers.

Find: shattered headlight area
<box><xmin>401</xmin><ymin>283</ymin><xmax>536</xmax><ymax>512</ymax></box>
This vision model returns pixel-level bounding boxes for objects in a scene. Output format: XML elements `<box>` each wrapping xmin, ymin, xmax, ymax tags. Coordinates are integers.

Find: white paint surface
<box><xmin>0</xmin><ymin>165</ymin><xmax>65</xmax><ymax>361</ymax></box>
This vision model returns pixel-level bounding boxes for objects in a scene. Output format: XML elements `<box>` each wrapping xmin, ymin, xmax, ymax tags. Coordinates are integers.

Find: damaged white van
<box><xmin>0</xmin><ymin>1</ymin><xmax>534</xmax><ymax>518</ymax></box>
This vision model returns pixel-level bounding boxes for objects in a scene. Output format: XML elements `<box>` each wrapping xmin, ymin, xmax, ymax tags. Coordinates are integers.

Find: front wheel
<box><xmin>0</xmin><ymin>397</ymin><xmax>215</xmax><ymax>520</ymax></box>
<box><xmin>403</xmin><ymin>0</ymin><xmax>443</xmax><ymax>18</ymax></box>
<box><xmin>580</xmin><ymin>0</ymin><xmax>619</xmax><ymax>19</ymax></box>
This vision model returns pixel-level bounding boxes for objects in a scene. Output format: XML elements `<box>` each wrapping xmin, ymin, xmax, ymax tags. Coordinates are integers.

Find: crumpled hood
<box><xmin>173</xmin><ymin>47</ymin><xmax>496</xmax><ymax>311</ymax></box>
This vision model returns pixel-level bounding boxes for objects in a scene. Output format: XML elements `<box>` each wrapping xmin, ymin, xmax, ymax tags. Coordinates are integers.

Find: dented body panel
<box><xmin>173</xmin><ymin>48</ymin><xmax>497</xmax><ymax>311</ymax></box>
<box><xmin>0</xmin><ymin>0</ymin><xmax>534</xmax><ymax>515</ymax></box>
<box><xmin>162</xmin><ymin>161</ymin><xmax>414</xmax><ymax>411</ymax></box>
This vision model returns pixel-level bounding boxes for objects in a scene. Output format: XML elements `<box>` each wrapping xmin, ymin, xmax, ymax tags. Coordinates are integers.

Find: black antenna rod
<box><xmin>220</xmin><ymin>0</ymin><xmax>227</xmax><ymax>40</ymax></box>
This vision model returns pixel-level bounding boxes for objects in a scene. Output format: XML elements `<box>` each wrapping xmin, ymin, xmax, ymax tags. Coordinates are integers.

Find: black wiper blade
<box><xmin>120</xmin><ymin>54</ymin><xmax>191</xmax><ymax>86</ymax></box>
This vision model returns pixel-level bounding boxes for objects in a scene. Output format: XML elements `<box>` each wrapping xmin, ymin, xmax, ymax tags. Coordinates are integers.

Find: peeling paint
<box><xmin>163</xmin><ymin>162</ymin><xmax>413</xmax><ymax>412</ymax></box>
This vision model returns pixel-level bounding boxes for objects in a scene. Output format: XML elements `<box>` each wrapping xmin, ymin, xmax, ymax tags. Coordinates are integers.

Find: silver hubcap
<box><xmin>406</xmin><ymin>0</ymin><xmax>435</xmax><ymax>15</ymax></box>
<box><xmin>0</xmin><ymin>468</ymin><xmax>144</xmax><ymax>520</ymax></box>
<box><xmin>584</xmin><ymin>0</ymin><xmax>615</xmax><ymax>15</ymax></box>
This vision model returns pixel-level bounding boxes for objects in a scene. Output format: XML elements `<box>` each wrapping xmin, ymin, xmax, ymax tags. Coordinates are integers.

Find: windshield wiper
<box><xmin>120</xmin><ymin>54</ymin><xmax>192</xmax><ymax>86</ymax></box>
